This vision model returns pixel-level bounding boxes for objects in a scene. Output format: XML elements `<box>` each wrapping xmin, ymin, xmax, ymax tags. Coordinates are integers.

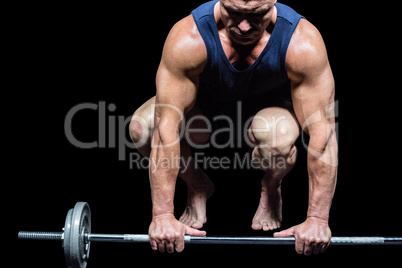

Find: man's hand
<box><xmin>274</xmin><ymin>217</ymin><xmax>331</xmax><ymax>256</ymax></box>
<box><xmin>149</xmin><ymin>214</ymin><xmax>206</xmax><ymax>253</ymax></box>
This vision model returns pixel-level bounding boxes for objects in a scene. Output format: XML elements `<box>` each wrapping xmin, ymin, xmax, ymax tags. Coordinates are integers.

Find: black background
<box><xmin>11</xmin><ymin>0</ymin><xmax>401</xmax><ymax>267</ymax></box>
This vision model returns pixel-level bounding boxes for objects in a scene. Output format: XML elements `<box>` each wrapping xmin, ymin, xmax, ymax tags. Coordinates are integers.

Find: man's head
<box><xmin>219</xmin><ymin>0</ymin><xmax>277</xmax><ymax>45</ymax></box>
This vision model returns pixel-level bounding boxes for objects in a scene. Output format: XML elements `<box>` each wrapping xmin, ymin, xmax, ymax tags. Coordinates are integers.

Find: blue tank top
<box><xmin>192</xmin><ymin>0</ymin><xmax>304</xmax><ymax>121</ymax></box>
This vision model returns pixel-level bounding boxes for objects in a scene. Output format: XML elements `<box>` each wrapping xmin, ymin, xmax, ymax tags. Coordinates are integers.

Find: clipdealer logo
<box><xmin>64</xmin><ymin>100</ymin><xmax>339</xmax><ymax>169</ymax></box>
<box><xmin>64</xmin><ymin>101</ymin><xmax>134</xmax><ymax>161</ymax></box>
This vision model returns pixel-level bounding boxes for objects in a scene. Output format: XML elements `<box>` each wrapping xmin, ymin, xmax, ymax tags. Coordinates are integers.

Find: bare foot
<box><xmin>252</xmin><ymin>179</ymin><xmax>282</xmax><ymax>231</ymax></box>
<box><xmin>179</xmin><ymin>172</ymin><xmax>214</xmax><ymax>229</ymax></box>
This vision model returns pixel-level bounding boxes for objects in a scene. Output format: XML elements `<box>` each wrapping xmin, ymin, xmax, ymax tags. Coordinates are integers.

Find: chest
<box><xmin>218</xmin><ymin>31</ymin><xmax>271</xmax><ymax>70</ymax></box>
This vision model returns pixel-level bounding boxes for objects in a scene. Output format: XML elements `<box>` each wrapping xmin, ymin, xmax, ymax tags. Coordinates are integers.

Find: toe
<box><xmin>179</xmin><ymin>214</ymin><xmax>187</xmax><ymax>223</ymax></box>
<box><xmin>252</xmin><ymin>222</ymin><xmax>262</xmax><ymax>230</ymax></box>
<box><xmin>262</xmin><ymin>222</ymin><xmax>270</xmax><ymax>231</ymax></box>
<box><xmin>181</xmin><ymin>215</ymin><xmax>190</xmax><ymax>225</ymax></box>
<box><xmin>184</xmin><ymin>218</ymin><xmax>192</xmax><ymax>226</ymax></box>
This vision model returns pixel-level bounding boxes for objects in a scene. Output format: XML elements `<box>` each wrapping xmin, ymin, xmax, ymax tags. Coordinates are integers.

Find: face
<box><xmin>220</xmin><ymin>0</ymin><xmax>277</xmax><ymax>45</ymax></box>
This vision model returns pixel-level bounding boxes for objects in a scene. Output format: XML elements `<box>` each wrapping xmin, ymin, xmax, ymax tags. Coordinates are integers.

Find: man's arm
<box><xmin>148</xmin><ymin>15</ymin><xmax>207</xmax><ymax>253</ymax></box>
<box><xmin>274</xmin><ymin>19</ymin><xmax>338</xmax><ymax>256</ymax></box>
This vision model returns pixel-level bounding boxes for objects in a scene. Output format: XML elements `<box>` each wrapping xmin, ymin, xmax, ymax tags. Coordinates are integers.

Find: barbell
<box><xmin>18</xmin><ymin>202</ymin><xmax>402</xmax><ymax>268</ymax></box>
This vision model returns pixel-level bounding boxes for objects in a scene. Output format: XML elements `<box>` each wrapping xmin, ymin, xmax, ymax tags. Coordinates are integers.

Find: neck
<box><xmin>214</xmin><ymin>3</ymin><xmax>278</xmax><ymax>47</ymax></box>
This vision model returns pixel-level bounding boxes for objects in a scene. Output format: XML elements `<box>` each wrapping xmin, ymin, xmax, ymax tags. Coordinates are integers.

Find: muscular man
<box><xmin>129</xmin><ymin>0</ymin><xmax>337</xmax><ymax>256</ymax></box>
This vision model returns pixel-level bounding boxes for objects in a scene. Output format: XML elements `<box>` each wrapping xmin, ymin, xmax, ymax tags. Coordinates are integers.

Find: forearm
<box><xmin>149</xmin><ymin>123</ymin><xmax>181</xmax><ymax>217</ymax></box>
<box><xmin>306</xmin><ymin>129</ymin><xmax>338</xmax><ymax>221</ymax></box>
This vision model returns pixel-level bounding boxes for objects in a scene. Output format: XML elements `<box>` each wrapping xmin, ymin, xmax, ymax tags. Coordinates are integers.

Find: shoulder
<box><xmin>286</xmin><ymin>18</ymin><xmax>329</xmax><ymax>82</ymax></box>
<box><xmin>160</xmin><ymin>15</ymin><xmax>207</xmax><ymax>76</ymax></box>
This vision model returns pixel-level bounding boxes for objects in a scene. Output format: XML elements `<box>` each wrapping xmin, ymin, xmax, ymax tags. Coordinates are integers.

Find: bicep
<box><xmin>155</xmin><ymin>61</ymin><xmax>198</xmax><ymax>118</ymax></box>
<box><xmin>154</xmin><ymin>15</ymin><xmax>205</xmax><ymax>127</ymax></box>
<box><xmin>288</xmin><ymin>20</ymin><xmax>335</xmax><ymax>143</ymax></box>
<box><xmin>152</xmin><ymin>62</ymin><xmax>198</xmax><ymax>147</ymax></box>
<box><xmin>291</xmin><ymin>65</ymin><xmax>335</xmax><ymax>136</ymax></box>
<box><xmin>154</xmin><ymin>50</ymin><xmax>202</xmax><ymax>146</ymax></box>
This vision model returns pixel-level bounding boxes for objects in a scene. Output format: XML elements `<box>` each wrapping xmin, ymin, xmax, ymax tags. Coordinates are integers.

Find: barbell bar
<box><xmin>18</xmin><ymin>202</ymin><xmax>402</xmax><ymax>268</ymax></box>
<box><xmin>19</xmin><ymin>232</ymin><xmax>402</xmax><ymax>246</ymax></box>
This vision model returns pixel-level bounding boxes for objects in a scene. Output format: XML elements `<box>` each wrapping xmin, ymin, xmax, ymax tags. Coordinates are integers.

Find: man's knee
<box><xmin>129</xmin><ymin>117</ymin><xmax>149</xmax><ymax>144</ymax></box>
<box><xmin>129</xmin><ymin>97</ymin><xmax>155</xmax><ymax>148</ymax></box>
<box><xmin>249</xmin><ymin>107</ymin><xmax>300</xmax><ymax>158</ymax></box>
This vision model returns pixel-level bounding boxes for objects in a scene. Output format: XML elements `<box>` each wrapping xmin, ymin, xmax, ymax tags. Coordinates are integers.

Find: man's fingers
<box><xmin>273</xmin><ymin>226</ymin><xmax>295</xmax><ymax>237</ymax></box>
<box><xmin>158</xmin><ymin>240</ymin><xmax>166</xmax><ymax>253</ymax></box>
<box><xmin>175</xmin><ymin>237</ymin><xmax>185</xmax><ymax>253</ymax></box>
<box><xmin>295</xmin><ymin>237</ymin><xmax>304</xmax><ymax>254</ymax></box>
<box><xmin>173</xmin><ymin>224</ymin><xmax>206</xmax><ymax>252</ymax></box>
<box><xmin>320</xmin><ymin>241</ymin><xmax>330</xmax><ymax>253</ymax></box>
<box><xmin>151</xmin><ymin>225</ymin><xmax>203</xmax><ymax>254</ymax></box>
<box><xmin>185</xmin><ymin>225</ymin><xmax>207</xmax><ymax>236</ymax></box>
<box><xmin>273</xmin><ymin>226</ymin><xmax>303</xmax><ymax>254</ymax></box>
<box><xmin>148</xmin><ymin>216</ymin><xmax>203</xmax><ymax>254</ymax></box>
<box><xmin>150</xmin><ymin>235</ymin><xmax>179</xmax><ymax>253</ymax></box>
<box><xmin>303</xmin><ymin>242</ymin><xmax>313</xmax><ymax>256</ymax></box>
<box><xmin>274</xmin><ymin>220</ymin><xmax>331</xmax><ymax>256</ymax></box>
<box><xmin>150</xmin><ymin>239</ymin><xmax>158</xmax><ymax>251</ymax></box>
<box><xmin>166</xmin><ymin>241</ymin><xmax>175</xmax><ymax>254</ymax></box>
<box><xmin>313</xmin><ymin>242</ymin><xmax>323</xmax><ymax>255</ymax></box>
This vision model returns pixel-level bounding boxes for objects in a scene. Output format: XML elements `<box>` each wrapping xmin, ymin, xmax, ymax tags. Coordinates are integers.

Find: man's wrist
<box><xmin>152</xmin><ymin>213</ymin><xmax>175</xmax><ymax>220</ymax></box>
<box><xmin>307</xmin><ymin>196</ymin><xmax>331</xmax><ymax>222</ymax></box>
<box><xmin>306</xmin><ymin>214</ymin><xmax>329</xmax><ymax>223</ymax></box>
<box><xmin>152</xmin><ymin>207</ymin><xmax>174</xmax><ymax>218</ymax></box>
